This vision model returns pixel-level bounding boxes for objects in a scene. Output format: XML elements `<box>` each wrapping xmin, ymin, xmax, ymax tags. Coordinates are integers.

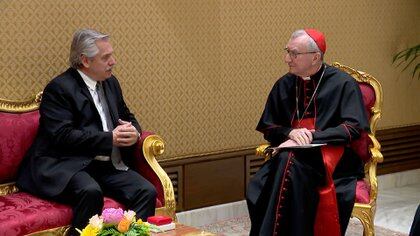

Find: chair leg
<box><xmin>359</xmin><ymin>214</ymin><xmax>375</xmax><ymax>236</ymax></box>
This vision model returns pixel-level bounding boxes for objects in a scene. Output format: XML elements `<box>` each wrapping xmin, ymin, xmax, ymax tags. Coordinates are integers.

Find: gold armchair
<box><xmin>255</xmin><ymin>62</ymin><xmax>383</xmax><ymax>236</ymax></box>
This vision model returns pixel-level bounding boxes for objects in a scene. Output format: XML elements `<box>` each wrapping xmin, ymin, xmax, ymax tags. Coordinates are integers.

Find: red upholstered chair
<box><xmin>332</xmin><ymin>62</ymin><xmax>383</xmax><ymax>236</ymax></box>
<box><xmin>0</xmin><ymin>92</ymin><xmax>176</xmax><ymax>236</ymax></box>
<box><xmin>255</xmin><ymin>62</ymin><xmax>383</xmax><ymax>236</ymax></box>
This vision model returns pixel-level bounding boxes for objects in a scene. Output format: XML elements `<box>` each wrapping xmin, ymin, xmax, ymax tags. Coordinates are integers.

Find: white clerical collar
<box><xmin>77</xmin><ymin>69</ymin><xmax>97</xmax><ymax>91</ymax></box>
<box><xmin>302</xmin><ymin>64</ymin><xmax>324</xmax><ymax>81</ymax></box>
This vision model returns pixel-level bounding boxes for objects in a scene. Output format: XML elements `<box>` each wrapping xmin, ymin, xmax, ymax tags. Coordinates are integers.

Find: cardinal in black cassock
<box><xmin>246</xmin><ymin>29</ymin><xmax>369</xmax><ymax>236</ymax></box>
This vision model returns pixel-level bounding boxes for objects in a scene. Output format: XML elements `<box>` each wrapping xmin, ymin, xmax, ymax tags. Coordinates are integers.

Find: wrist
<box><xmin>137</xmin><ymin>130</ymin><xmax>141</xmax><ymax>141</ymax></box>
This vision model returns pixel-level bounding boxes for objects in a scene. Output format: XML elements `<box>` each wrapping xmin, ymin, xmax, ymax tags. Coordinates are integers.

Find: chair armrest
<box><xmin>256</xmin><ymin>144</ymin><xmax>272</xmax><ymax>162</ymax></box>
<box><xmin>0</xmin><ymin>182</ymin><xmax>19</xmax><ymax>196</ymax></box>
<box><xmin>368</xmin><ymin>134</ymin><xmax>383</xmax><ymax>164</ymax></box>
<box><xmin>132</xmin><ymin>131</ymin><xmax>176</xmax><ymax>219</ymax></box>
<box><xmin>366</xmin><ymin>133</ymin><xmax>383</xmax><ymax>202</ymax></box>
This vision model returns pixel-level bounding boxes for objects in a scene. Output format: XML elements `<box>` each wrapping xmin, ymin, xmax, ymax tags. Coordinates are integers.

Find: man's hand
<box><xmin>112</xmin><ymin>119</ymin><xmax>140</xmax><ymax>147</ymax></box>
<box><xmin>288</xmin><ymin>128</ymin><xmax>313</xmax><ymax>145</ymax></box>
<box><xmin>271</xmin><ymin>139</ymin><xmax>299</xmax><ymax>156</ymax></box>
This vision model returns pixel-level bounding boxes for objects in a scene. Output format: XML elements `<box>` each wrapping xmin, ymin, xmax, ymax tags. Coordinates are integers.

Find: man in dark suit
<box><xmin>17</xmin><ymin>29</ymin><xmax>156</xmax><ymax>235</ymax></box>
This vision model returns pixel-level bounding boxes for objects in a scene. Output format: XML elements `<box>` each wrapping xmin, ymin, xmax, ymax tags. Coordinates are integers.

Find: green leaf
<box><xmin>413</xmin><ymin>63</ymin><xmax>420</xmax><ymax>80</ymax></box>
<box><xmin>401</xmin><ymin>55</ymin><xmax>417</xmax><ymax>72</ymax></box>
<box><xmin>393</xmin><ymin>44</ymin><xmax>420</xmax><ymax>79</ymax></box>
<box><xmin>97</xmin><ymin>227</ymin><xmax>122</xmax><ymax>236</ymax></box>
<box><xmin>404</xmin><ymin>47</ymin><xmax>415</xmax><ymax>60</ymax></box>
<box><xmin>125</xmin><ymin>230</ymin><xmax>137</xmax><ymax>236</ymax></box>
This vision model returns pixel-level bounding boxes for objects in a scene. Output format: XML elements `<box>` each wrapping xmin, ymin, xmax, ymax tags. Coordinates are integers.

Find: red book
<box><xmin>147</xmin><ymin>216</ymin><xmax>172</xmax><ymax>226</ymax></box>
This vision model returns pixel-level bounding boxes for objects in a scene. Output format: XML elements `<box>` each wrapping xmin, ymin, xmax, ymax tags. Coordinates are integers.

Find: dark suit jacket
<box><xmin>17</xmin><ymin>68</ymin><xmax>141</xmax><ymax>197</ymax></box>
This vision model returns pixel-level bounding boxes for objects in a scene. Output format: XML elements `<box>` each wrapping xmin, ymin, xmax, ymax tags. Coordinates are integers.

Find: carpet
<box><xmin>199</xmin><ymin>216</ymin><xmax>408</xmax><ymax>236</ymax></box>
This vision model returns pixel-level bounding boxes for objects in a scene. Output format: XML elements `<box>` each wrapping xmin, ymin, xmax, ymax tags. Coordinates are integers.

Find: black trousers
<box><xmin>52</xmin><ymin>160</ymin><xmax>156</xmax><ymax>235</ymax></box>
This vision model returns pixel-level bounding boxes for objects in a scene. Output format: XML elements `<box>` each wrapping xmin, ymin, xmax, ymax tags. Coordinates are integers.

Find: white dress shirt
<box><xmin>78</xmin><ymin>70</ymin><xmax>128</xmax><ymax>171</ymax></box>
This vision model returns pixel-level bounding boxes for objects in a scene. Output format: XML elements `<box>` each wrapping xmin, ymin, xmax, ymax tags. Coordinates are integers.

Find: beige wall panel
<box><xmin>1</xmin><ymin>0</ymin><xmax>419</xmax><ymax>160</ymax></box>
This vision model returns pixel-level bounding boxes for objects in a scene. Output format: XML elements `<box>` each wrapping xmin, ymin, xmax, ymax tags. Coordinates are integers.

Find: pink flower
<box><xmin>101</xmin><ymin>208</ymin><xmax>124</xmax><ymax>224</ymax></box>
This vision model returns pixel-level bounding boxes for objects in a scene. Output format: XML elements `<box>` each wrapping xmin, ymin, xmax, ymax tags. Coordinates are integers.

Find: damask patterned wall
<box><xmin>1</xmin><ymin>0</ymin><xmax>419</xmax><ymax>160</ymax></box>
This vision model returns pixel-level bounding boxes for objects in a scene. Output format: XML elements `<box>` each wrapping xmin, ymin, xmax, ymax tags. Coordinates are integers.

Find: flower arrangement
<box><xmin>77</xmin><ymin>208</ymin><xmax>152</xmax><ymax>236</ymax></box>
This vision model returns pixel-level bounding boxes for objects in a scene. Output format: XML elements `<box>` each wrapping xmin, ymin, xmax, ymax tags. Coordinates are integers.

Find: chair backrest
<box><xmin>332</xmin><ymin>62</ymin><xmax>383</xmax><ymax>203</ymax></box>
<box><xmin>0</xmin><ymin>93</ymin><xmax>42</xmax><ymax>185</ymax></box>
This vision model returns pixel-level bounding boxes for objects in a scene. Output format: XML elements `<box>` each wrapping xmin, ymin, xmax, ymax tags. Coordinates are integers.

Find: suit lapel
<box><xmin>71</xmin><ymin>68</ymin><xmax>96</xmax><ymax>105</ymax></box>
<box><xmin>70</xmin><ymin>68</ymin><xmax>103</xmax><ymax>124</ymax></box>
<box><xmin>70</xmin><ymin>68</ymin><xmax>119</xmax><ymax>128</ymax></box>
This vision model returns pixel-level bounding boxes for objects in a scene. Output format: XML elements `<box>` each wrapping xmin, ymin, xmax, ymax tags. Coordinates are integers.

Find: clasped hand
<box><xmin>112</xmin><ymin>119</ymin><xmax>139</xmax><ymax>147</ymax></box>
<box><xmin>288</xmin><ymin>128</ymin><xmax>314</xmax><ymax>145</ymax></box>
<box><xmin>270</xmin><ymin>128</ymin><xmax>314</xmax><ymax>156</ymax></box>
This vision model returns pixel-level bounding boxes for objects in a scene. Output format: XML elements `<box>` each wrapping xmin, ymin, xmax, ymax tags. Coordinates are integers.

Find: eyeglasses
<box><xmin>284</xmin><ymin>48</ymin><xmax>319</xmax><ymax>59</ymax></box>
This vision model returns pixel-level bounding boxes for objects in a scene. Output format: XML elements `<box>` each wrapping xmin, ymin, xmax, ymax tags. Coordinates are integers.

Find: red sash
<box><xmin>293</xmin><ymin>119</ymin><xmax>342</xmax><ymax>236</ymax></box>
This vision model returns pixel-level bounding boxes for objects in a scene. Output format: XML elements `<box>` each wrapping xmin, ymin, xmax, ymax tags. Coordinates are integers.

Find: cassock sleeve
<box><xmin>41</xmin><ymin>81</ymin><xmax>113</xmax><ymax>156</ymax></box>
<box><xmin>312</xmin><ymin>79</ymin><xmax>369</xmax><ymax>144</ymax></box>
<box><xmin>256</xmin><ymin>81</ymin><xmax>293</xmax><ymax>145</ymax></box>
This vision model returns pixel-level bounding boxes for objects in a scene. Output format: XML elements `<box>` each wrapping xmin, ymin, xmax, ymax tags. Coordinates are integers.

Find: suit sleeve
<box><xmin>113</xmin><ymin>79</ymin><xmax>142</xmax><ymax>134</ymax></box>
<box><xmin>40</xmin><ymin>81</ymin><xmax>113</xmax><ymax>156</ymax></box>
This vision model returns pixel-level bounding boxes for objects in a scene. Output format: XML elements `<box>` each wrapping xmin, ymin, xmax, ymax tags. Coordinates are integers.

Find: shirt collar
<box><xmin>302</xmin><ymin>63</ymin><xmax>325</xmax><ymax>81</ymax></box>
<box><xmin>77</xmin><ymin>69</ymin><xmax>97</xmax><ymax>91</ymax></box>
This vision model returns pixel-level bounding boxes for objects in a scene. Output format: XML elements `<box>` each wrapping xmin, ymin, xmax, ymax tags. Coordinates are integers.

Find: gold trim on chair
<box><xmin>142</xmin><ymin>135</ymin><xmax>177</xmax><ymax>220</ymax></box>
<box><xmin>0</xmin><ymin>92</ymin><xmax>42</xmax><ymax>112</ymax></box>
<box><xmin>332</xmin><ymin>62</ymin><xmax>383</xmax><ymax>236</ymax></box>
<box><xmin>0</xmin><ymin>93</ymin><xmax>41</xmax><ymax>196</ymax></box>
<box><xmin>25</xmin><ymin>226</ymin><xmax>70</xmax><ymax>236</ymax></box>
<box><xmin>0</xmin><ymin>183</ymin><xmax>19</xmax><ymax>196</ymax></box>
<box><xmin>256</xmin><ymin>144</ymin><xmax>271</xmax><ymax>161</ymax></box>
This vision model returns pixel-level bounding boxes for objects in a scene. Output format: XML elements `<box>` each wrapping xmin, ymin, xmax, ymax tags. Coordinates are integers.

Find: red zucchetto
<box><xmin>304</xmin><ymin>29</ymin><xmax>326</xmax><ymax>54</ymax></box>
